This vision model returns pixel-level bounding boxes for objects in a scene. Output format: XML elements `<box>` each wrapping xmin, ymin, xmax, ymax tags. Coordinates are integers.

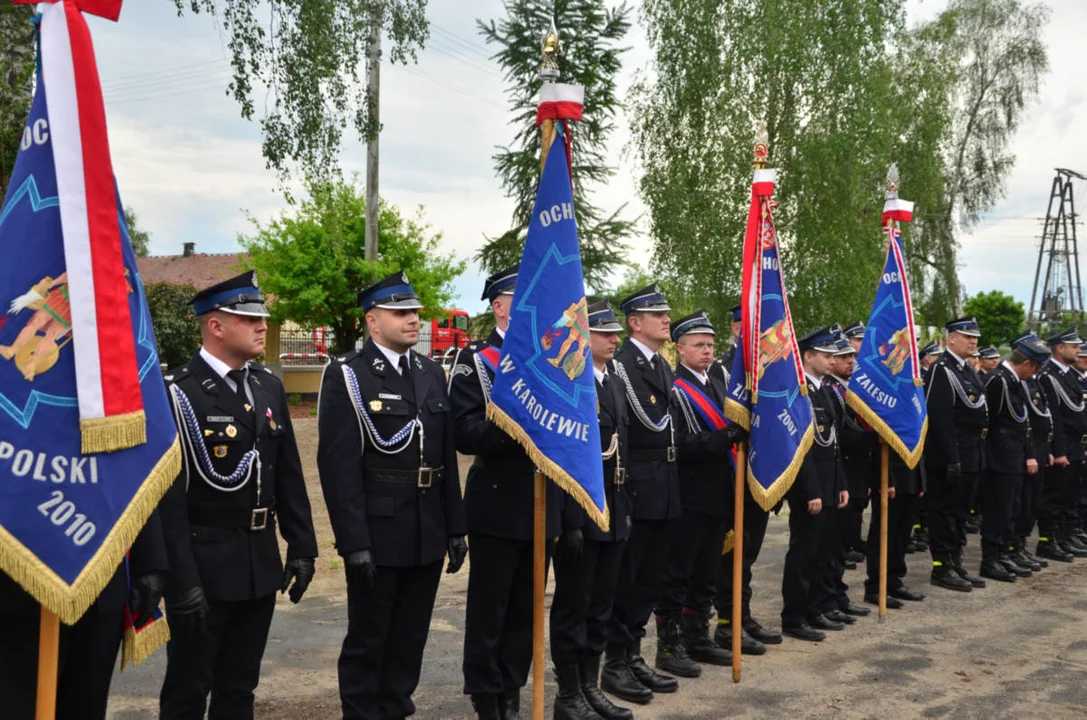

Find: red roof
<box><xmin>137</xmin><ymin>252</ymin><xmax>250</xmax><ymax>291</ymax></box>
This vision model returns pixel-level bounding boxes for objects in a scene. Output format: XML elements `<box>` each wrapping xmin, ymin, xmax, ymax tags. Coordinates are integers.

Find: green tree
<box><xmin>0</xmin><ymin>3</ymin><xmax>35</xmax><ymax>202</ymax></box>
<box><xmin>172</xmin><ymin>1</ymin><xmax>428</xmax><ymax>183</ymax></box>
<box><xmin>240</xmin><ymin>180</ymin><xmax>466</xmax><ymax>353</ymax></box>
<box><xmin>476</xmin><ymin>0</ymin><xmax>634</xmax><ymax>291</ymax></box>
<box><xmin>963</xmin><ymin>290</ymin><xmax>1026</xmax><ymax>347</ymax></box>
<box><xmin>124</xmin><ymin>206</ymin><xmax>151</xmax><ymax>257</ymax></box>
<box><xmin>145</xmin><ymin>282</ymin><xmax>202</xmax><ymax>368</ymax></box>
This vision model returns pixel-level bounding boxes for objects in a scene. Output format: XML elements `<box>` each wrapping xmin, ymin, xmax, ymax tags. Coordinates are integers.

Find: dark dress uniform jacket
<box><xmin>984</xmin><ymin>364</ymin><xmax>1034</xmax><ymax>475</ymax></box>
<box><xmin>924</xmin><ymin>353</ymin><xmax>989</xmax><ymax>472</ymax></box>
<box><xmin>1038</xmin><ymin>359</ymin><xmax>1087</xmax><ymax>463</ymax></box>
<box><xmin>673</xmin><ymin>363</ymin><xmax>735</xmax><ymax>516</ymax></box>
<box><xmin>612</xmin><ymin>339</ymin><xmax>682</xmax><ymax>521</ymax></box>
<box><xmin>792</xmin><ymin>378</ymin><xmax>844</xmax><ymax>506</ymax></box>
<box><xmin>161</xmin><ymin>353</ymin><xmax>318</xmax><ymax>601</ymax></box>
<box><xmin>824</xmin><ymin>375</ymin><xmax>877</xmax><ymax>509</ymax></box>
<box><xmin>560</xmin><ymin>365</ymin><xmax>632</xmax><ymax>543</ymax></box>
<box><xmin>317</xmin><ymin>341</ymin><xmax>466</xmax><ymax>566</ymax></box>
<box><xmin>1025</xmin><ymin>376</ymin><xmax>1054</xmax><ymax>463</ymax></box>
<box><xmin>449</xmin><ymin>329</ymin><xmax>561</xmax><ymax>540</ymax></box>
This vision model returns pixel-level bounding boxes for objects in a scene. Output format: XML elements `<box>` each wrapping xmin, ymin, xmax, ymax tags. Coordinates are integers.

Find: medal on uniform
<box><xmin>369</xmin><ymin>399</ymin><xmax>383</xmax><ymax>412</ymax></box>
<box><xmin>649</xmin><ymin>394</ymin><xmax>657</xmax><ymax>405</ymax></box>
<box><xmin>269</xmin><ymin>420</ymin><xmax>277</xmax><ymax>431</ymax></box>
<box><xmin>969</xmin><ymin>394</ymin><xmax>975</xmax><ymax>402</ymax></box>
<box><xmin>225</xmin><ymin>424</ymin><xmax>237</xmax><ymax>438</ymax></box>
<box><xmin>214</xmin><ymin>445</ymin><xmax>228</xmax><ymax>458</ymax></box>
<box><xmin>244</xmin><ymin>403</ymin><xmax>252</xmax><ymax>412</ymax></box>
<box><xmin>204</xmin><ymin>429</ymin><xmax>214</xmax><ymax>437</ymax></box>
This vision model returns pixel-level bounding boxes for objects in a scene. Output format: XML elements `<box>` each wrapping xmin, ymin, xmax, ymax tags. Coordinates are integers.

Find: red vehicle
<box><xmin>428</xmin><ymin>308</ymin><xmax>472</xmax><ymax>360</ymax></box>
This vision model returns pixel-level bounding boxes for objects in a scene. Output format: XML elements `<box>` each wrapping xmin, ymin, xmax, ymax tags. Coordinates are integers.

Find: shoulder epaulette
<box><xmin>162</xmin><ymin>365</ymin><xmax>191</xmax><ymax>384</ymax></box>
<box><xmin>337</xmin><ymin>350</ymin><xmax>362</xmax><ymax>365</ymax></box>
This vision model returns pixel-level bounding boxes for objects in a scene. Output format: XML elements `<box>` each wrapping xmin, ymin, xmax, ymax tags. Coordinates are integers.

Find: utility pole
<box><xmin>364</xmin><ymin>10</ymin><xmax>381</xmax><ymax>267</ymax></box>
<box><xmin>1028</xmin><ymin>168</ymin><xmax>1085</xmax><ymax>332</ymax></box>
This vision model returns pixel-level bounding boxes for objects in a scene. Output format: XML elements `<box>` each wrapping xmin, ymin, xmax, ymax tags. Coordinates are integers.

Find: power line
<box><xmin>396</xmin><ymin>65</ymin><xmax>503</xmax><ymax>109</ymax></box>
<box><xmin>430</xmin><ymin>25</ymin><xmax>494</xmax><ymax>62</ymax></box>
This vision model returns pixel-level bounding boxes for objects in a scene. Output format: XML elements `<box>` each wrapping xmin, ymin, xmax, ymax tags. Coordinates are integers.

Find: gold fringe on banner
<box><xmin>80</xmin><ymin>409</ymin><xmax>147</xmax><ymax>454</ymax></box>
<box><xmin>487</xmin><ymin>401</ymin><xmax>611</xmax><ymax>533</ymax></box>
<box><xmin>845</xmin><ymin>393</ymin><xmax>928</xmax><ymax>469</ymax></box>
<box><xmin>721</xmin><ymin>529</ymin><xmax>735</xmax><ymax>556</ymax></box>
<box><xmin>0</xmin><ymin>437</ymin><xmax>180</xmax><ymax>625</ymax></box>
<box><xmin>121</xmin><ymin>615</ymin><xmax>170</xmax><ymax>671</ymax></box>
<box><xmin>746</xmin><ymin>422</ymin><xmax>814</xmax><ymax>513</ymax></box>
<box><xmin>724</xmin><ymin>397</ymin><xmax>751</xmax><ymax>429</ymax></box>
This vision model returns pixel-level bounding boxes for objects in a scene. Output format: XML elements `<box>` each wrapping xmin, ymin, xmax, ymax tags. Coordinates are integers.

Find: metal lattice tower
<box><xmin>1028</xmin><ymin>168</ymin><xmax>1085</xmax><ymax>330</ymax></box>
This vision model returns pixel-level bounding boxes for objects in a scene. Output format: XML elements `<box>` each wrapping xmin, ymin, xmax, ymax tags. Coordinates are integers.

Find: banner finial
<box><xmin>753</xmin><ymin>120</ymin><xmax>769</xmax><ymax>170</ymax></box>
<box><xmin>885</xmin><ymin>163</ymin><xmax>900</xmax><ymax>199</ymax></box>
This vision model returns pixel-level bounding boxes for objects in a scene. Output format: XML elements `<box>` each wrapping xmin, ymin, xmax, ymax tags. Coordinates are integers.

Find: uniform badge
<box><xmin>649</xmin><ymin>394</ymin><xmax>657</xmax><ymax>405</ymax></box>
<box><xmin>270</xmin><ymin>420</ymin><xmax>277</xmax><ymax>431</ymax></box>
<box><xmin>204</xmin><ymin>429</ymin><xmax>214</xmax><ymax>437</ymax></box>
<box><xmin>969</xmin><ymin>394</ymin><xmax>976</xmax><ymax>402</ymax></box>
<box><xmin>214</xmin><ymin>445</ymin><xmax>228</xmax><ymax>458</ymax></box>
<box><xmin>244</xmin><ymin>403</ymin><xmax>252</xmax><ymax>412</ymax></box>
<box><xmin>225</xmin><ymin>424</ymin><xmax>237</xmax><ymax>438</ymax></box>
<box><xmin>370</xmin><ymin>400</ymin><xmax>383</xmax><ymax>412</ymax></box>
<box><xmin>818</xmin><ymin>424</ymin><xmax>825</xmax><ymax>433</ymax></box>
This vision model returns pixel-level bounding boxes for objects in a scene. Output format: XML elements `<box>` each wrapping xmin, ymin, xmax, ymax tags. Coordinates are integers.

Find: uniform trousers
<box><xmin>656</xmin><ymin>510</ymin><xmax>728</xmax><ymax>618</ymax></box>
<box><xmin>160</xmin><ymin>594</ymin><xmax>277</xmax><ymax>720</ymax></box>
<box><xmin>463</xmin><ymin>533</ymin><xmax>550</xmax><ymax>695</ymax></box>
<box><xmin>1039</xmin><ymin>463</ymin><xmax>1080</xmax><ymax>537</ymax></box>
<box><xmin>0</xmin><ymin>607</ymin><xmax>123</xmax><ymax>720</ymax></box>
<box><xmin>714</xmin><ymin>493</ymin><xmax>770</xmax><ymax>622</ymax></box>
<box><xmin>864</xmin><ymin>492</ymin><xmax>915</xmax><ymax>594</ymax></box>
<box><xmin>608</xmin><ymin>519</ymin><xmax>675</xmax><ymax>648</ymax></box>
<box><xmin>816</xmin><ymin>504</ymin><xmax>851</xmax><ymax>614</ymax></box>
<box><xmin>1014</xmin><ymin>473</ymin><xmax>1043</xmax><ymax>539</ymax></box>
<box><xmin>781</xmin><ymin>495</ymin><xmax>830</xmax><ymax>626</ymax></box>
<box><xmin>550</xmin><ymin>539</ymin><xmax>626</xmax><ymax>665</ymax></box>
<box><xmin>339</xmin><ymin>560</ymin><xmax>443</xmax><ymax>719</ymax></box>
<box><xmin>925</xmin><ymin>466</ymin><xmax>976</xmax><ymax>561</ymax></box>
<box><xmin>981</xmin><ymin>472</ymin><xmax>1021</xmax><ymax>557</ymax></box>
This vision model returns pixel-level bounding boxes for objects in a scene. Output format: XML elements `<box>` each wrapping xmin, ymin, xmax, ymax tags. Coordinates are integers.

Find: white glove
<box><xmin>8</xmin><ymin>289</ymin><xmax>43</xmax><ymax>315</ymax></box>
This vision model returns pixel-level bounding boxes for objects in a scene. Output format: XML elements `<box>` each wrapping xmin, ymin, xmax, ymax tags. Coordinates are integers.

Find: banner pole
<box><xmin>36</xmin><ymin>607</ymin><xmax>60</xmax><ymax>719</ymax></box>
<box><xmin>879</xmin><ymin>441</ymin><xmax>889</xmax><ymax>623</ymax></box>
<box><xmin>731</xmin><ymin>442</ymin><xmax>746</xmax><ymax>682</ymax></box>
<box><xmin>533</xmin><ymin>471</ymin><xmax>546</xmax><ymax>720</ymax></box>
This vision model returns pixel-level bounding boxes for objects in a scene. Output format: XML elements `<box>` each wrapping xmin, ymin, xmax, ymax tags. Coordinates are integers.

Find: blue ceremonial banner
<box><xmin>845</xmin><ymin>192</ymin><xmax>927</xmax><ymax>467</ymax></box>
<box><xmin>724</xmin><ymin>169</ymin><xmax>813</xmax><ymax>510</ymax></box>
<box><xmin>486</xmin><ymin>132</ymin><xmax>608</xmax><ymax>531</ymax></box>
<box><xmin>0</xmin><ymin>61</ymin><xmax>179</xmax><ymax>624</ymax></box>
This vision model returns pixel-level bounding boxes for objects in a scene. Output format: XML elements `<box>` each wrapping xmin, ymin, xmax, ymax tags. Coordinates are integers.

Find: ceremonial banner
<box><xmin>486</xmin><ymin>132</ymin><xmax>608</xmax><ymax>530</ymax></box>
<box><xmin>0</xmin><ymin>1</ymin><xmax>179</xmax><ymax>633</ymax></box>
<box><xmin>846</xmin><ymin>180</ymin><xmax>927</xmax><ymax>467</ymax></box>
<box><xmin>724</xmin><ymin>167</ymin><xmax>814</xmax><ymax>510</ymax></box>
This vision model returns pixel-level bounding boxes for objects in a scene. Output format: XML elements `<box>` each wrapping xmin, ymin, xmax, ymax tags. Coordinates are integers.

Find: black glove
<box><xmin>165</xmin><ymin>586</ymin><xmax>208</xmax><ymax>640</ymax></box>
<box><xmin>345</xmin><ymin>549</ymin><xmax>377</xmax><ymax>589</ymax></box>
<box><xmin>946</xmin><ymin>462</ymin><xmax>962</xmax><ymax>480</ymax></box>
<box><xmin>725</xmin><ymin>424</ymin><xmax>749</xmax><ymax>446</ymax></box>
<box><xmin>128</xmin><ymin>572</ymin><xmax>164</xmax><ymax>628</ymax></box>
<box><xmin>282</xmin><ymin>557</ymin><xmax>316</xmax><ymax>604</ymax></box>
<box><xmin>446</xmin><ymin>536</ymin><xmax>468</xmax><ymax>574</ymax></box>
<box><xmin>555</xmin><ymin>528</ymin><xmax>584</xmax><ymax>563</ymax></box>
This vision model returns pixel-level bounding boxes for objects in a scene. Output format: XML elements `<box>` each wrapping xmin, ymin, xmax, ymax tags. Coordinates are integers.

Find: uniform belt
<box><xmin>190</xmin><ymin>505</ymin><xmax>275</xmax><ymax>531</ymax></box>
<box><xmin>370</xmin><ymin>467</ymin><xmax>444</xmax><ymax>488</ymax></box>
<box><xmin>630</xmin><ymin>446</ymin><xmax>677</xmax><ymax>463</ymax></box>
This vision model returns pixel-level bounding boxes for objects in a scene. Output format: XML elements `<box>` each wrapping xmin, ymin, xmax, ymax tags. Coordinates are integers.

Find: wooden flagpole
<box><xmin>879</xmin><ymin>441</ymin><xmax>889</xmax><ymax>622</ymax></box>
<box><xmin>731</xmin><ymin>443</ymin><xmax>746</xmax><ymax>682</ymax></box>
<box><xmin>533</xmin><ymin>471</ymin><xmax>547</xmax><ymax>720</ymax></box>
<box><xmin>36</xmin><ymin>607</ymin><xmax>60</xmax><ymax>719</ymax></box>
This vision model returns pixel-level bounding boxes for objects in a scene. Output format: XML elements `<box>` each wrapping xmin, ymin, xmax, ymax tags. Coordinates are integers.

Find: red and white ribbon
<box><xmin>21</xmin><ymin>0</ymin><xmax>144</xmax><ymax>451</ymax></box>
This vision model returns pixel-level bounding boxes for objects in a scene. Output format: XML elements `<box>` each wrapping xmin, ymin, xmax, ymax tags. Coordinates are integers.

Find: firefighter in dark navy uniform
<box><xmin>1013</xmin><ymin>333</ymin><xmax>1054</xmax><ymax>570</ymax></box>
<box><xmin>158</xmin><ymin>271</ymin><xmax>318</xmax><ymax>720</ymax></box>
<box><xmin>601</xmin><ymin>283</ymin><xmax>683</xmax><ymax>703</ymax></box>
<box><xmin>924</xmin><ymin>317</ymin><xmax>989</xmax><ymax>593</ymax></box>
<box><xmin>655</xmin><ymin>311</ymin><xmax>746</xmax><ymax>678</ymax></box>
<box><xmin>449</xmin><ymin>264</ymin><xmax>562</xmax><ymax>720</ymax></box>
<box><xmin>317</xmin><ymin>271</ymin><xmax>467</xmax><ymax>719</ymax></box>
<box><xmin>549</xmin><ymin>300</ymin><xmax>634</xmax><ymax>720</ymax></box>
<box><xmin>711</xmin><ymin>304</ymin><xmax>743</xmax><ymax>384</ymax></box>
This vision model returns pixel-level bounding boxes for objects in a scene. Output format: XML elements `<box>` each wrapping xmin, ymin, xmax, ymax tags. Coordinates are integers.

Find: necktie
<box><xmin>399</xmin><ymin>354</ymin><xmax>412</xmax><ymax>381</ymax></box>
<box><xmin>227</xmin><ymin>369</ymin><xmax>248</xmax><ymax>402</ymax></box>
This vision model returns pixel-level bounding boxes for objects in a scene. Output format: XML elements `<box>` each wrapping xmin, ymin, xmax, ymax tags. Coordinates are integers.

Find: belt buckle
<box><xmin>249</xmin><ymin>508</ymin><xmax>268</xmax><ymax>531</ymax></box>
<box><xmin>417</xmin><ymin>467</ymin><xmax>435</xmax><ymax>488</ymax></box>
<box><xmin>979</xmin><ymin>428</ymin><xmax>988</xmax><ymax>439</ymax></box>
<box><xmin>666</xmin><ymin>446</ymin><xmax>677</xmax><ymax>463</ymax></box>
<box><xmin>614</xmin><ymin>467</ymin><xmax>627</xmax><ymax>486</ymax></box>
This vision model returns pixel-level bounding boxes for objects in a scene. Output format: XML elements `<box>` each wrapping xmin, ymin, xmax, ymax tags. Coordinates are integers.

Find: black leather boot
<box><xmin>952</xmin><ymin>550</ymin><xmax>987</xmax><ymax>588</ymax></box>
<box><xmin>553</xmin><ymin>665</ymin><xmax>603</xmax><ymax>720</ymax></box>
<box><xmin>499</xmin><ymin>688</ymin><xmax>520</xmax><ymax>720</ymax></box>
<box><xmin>600</xmin><ymin>643</ymin><xmax>652</xmax><ymax>705</ymax></box>
<box><xmin>930</xmin><ymin>560</ymin><xmax>972</xmax><ymax>592</ymax></box>
<box><xmin>979</xmin><ymin>556</ymin><xmax>1016</xmax><ymax>582</ymax></box>
<box><xmin>1037</xmin><ymin>534</ymin><xmax>1073</xmax><ymax>562</ymax></box>
<box><xmin>998</xmin><ymin>552</ymin><xmax>1032</xmax><ymax>577</ymax></box>
<box><xmin>629</xmin><ymin>640</ymin><xmax>679</xmax><ymax>693</ymax></box>
<box><xmin>1019</xmin><ymin>537</ymin><xmax>1047</xmax><ymax>568</ymax></box>
<box><xmin>654</xmin><ymin>615</ymin><xmax>701</xmax><ymax>677</ymax></box>
<box><xmin>683</xmin><ymin>611</ymin><xmax>731</xmax><ymax>665</ymax></box>
<box><xmin>579</xmin><ymin>653</ymin><xmax>633</xmax><ymax>720</ymax></box>
<box><xmin>471</xmin><ymin>694</ymin><xmax>502</xmax><ymax>720</ymax></box>
<box><xmin>713</xmin><ymin>619</ymin><xmax>766</xmax><ymax>656</ymax></box>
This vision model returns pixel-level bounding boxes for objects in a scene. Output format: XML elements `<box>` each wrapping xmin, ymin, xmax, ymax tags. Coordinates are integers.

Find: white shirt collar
<box><xmin>829</xmin><ymin>374</ymin><xmax>849</xmax><ymax>388</ymax></box>
<box><xmin>374</xmin><ymin>341</ymin><xmax>410</xmax><ymax>375</ymax></box>
<box><xmin>681</xmin><ymin>363</ymin><xmax>709</xmax><ymax>385</ymax></box>
<box><xmin>1001</xmin><ymin>360</ymin><xmax>1021</xmax><ymax>382</ymax></box>
<box><xmin>804</xmin><ymin>371</ymin><xmax>823</xmax><ymax>390</ymax></box>
<box><xmin>593</xmin><ymin>365</ymin><xmax>607</xmax><ymax>384</ymax></box>
<box><xmin>629</xmin><ymin>336</ymin><xmax>658</xmax><ymax>363</ymax></box>
<box><xmin>947</xmin><ymin>349</ymin><xmax>968</xmax><ymax>367</ymax></box>
<box><xmin>200</xmin><ymin>346</ymin><xmax>241</xmax><ymax>380</ymax></box>
<box><xmin>496</xmin><ymin>326</ymin><xmax>506</xmax><ymax>340</ymax></box>
<box><xmin>1051</xmin><ymin>357</ymin><xmax>1069</xmax><ymax>373</ymax></box>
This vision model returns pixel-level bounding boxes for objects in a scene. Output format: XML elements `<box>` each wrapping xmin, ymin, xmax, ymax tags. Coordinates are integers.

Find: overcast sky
<box><xmin>84</xmin><ymin>0</ymin><xmax>1086</xmax><ymax>318</ymax></box>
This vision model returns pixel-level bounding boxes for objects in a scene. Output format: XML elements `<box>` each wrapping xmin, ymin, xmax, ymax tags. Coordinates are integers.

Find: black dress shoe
<box><xmin>743</xmin><ymin>618</ymin><xmax>783</xmax><ymax>645</ymax></box>
<box><xmin>841</xmin><ymin>602</ymin><xmax>871</xmax><ymax>616</ymax></box>
<box><xmin>905</xmin><ymin>541</ymin><xmax>918</xmax><ymax>554</ymax></box>
<box><xmin>1036</xmin><ymin>539</ymin><xmax>1074</xmax><ymax>563</ymax></box>
<box><xmin>846</xmin><ymin>549</ymin><xmax>866</xmax><ymax>563</ymax></box>
<box><xmin>808</xmin><ymin>613</ymin><xmax>845</xmax><ymax>631</ymax></box>
<box><xmin>979</xmin><ymin>559</ymin><xmax>1016</xmax><ymax>583</ymax></box>
<box><xmin>889</xmin><ymin>586</ymin><xmax>925</xmax><ymax>601</ymax></box>
<box><xmin>930</xmin><ymin>565</ymin><xmax>973</xmax><ymax>592</ymax></box>
<box><xmin>782</xmin><ymin>623</ymin><xmax>826</xmax><ymax>642</ymax></box>
<box><xmin>864</xmin><ymin>592</ymin><xmax>904</xmax><ymax>608</ymax></box>
<box><xmin>714</xmin><ymin>623</ymin><xmax>767</xmax><ymax>656</ymax></box>
<box><xmin>824</xmin><ymin>609</ymin><xmax>856</xmax><ymax>625</ymax></box>
<box><xmin>1061</xmin><ymin>537</ymin><xmax>1087</xmax><ymax>557</ymax></box>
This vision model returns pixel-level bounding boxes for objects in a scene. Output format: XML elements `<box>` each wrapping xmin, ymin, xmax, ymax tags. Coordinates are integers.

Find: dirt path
<box><xmin>108</xmin><ymin>419</ymin><xmax>1087</xmax><ymax>718</ymax></box>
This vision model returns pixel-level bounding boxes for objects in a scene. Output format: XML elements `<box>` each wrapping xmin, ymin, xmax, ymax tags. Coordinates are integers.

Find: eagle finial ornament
<box><xmin>753</xmin><ymin>120</ymin><xmax>769</xmax><ymax>169</ymax></box>
<box><xmin>885</xmin><ymin>163</ymin><xmax>900</xmax><ymax>199</ymax></box>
